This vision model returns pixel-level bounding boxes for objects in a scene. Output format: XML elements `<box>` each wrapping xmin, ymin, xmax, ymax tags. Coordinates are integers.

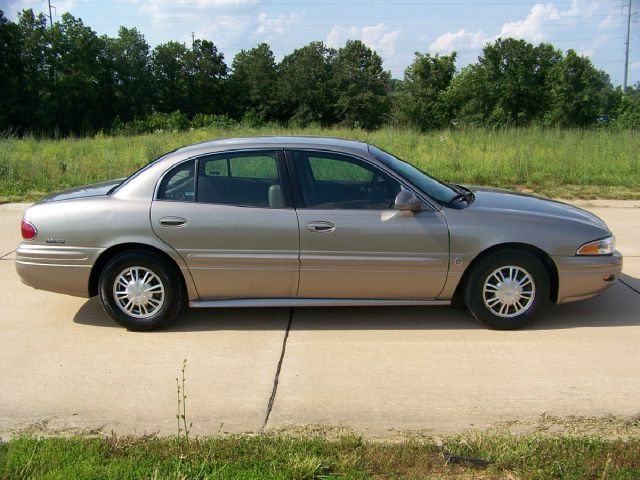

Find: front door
<box><xmin>151</xmin><ymin>150</ymin><xmax>300</xmax><ymax>299</ymax></box>
<box><xmin>289</xmin><ymin>150</ymin><xmax>449</xmax><ymax>299</ymax></box>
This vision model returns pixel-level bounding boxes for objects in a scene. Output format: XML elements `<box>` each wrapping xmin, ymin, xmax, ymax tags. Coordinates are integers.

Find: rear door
<box><xmin>151</xmin><ymin>150</ymin><xmax>300</xmax><ymax>299</ymax></box>
<box><xmin>288</xmin><ymin>149</ymin><xmax>449</xmax><ymax>299</ymax></box>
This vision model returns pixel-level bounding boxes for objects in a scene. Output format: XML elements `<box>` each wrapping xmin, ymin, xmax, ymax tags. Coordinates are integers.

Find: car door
<box><xmin>288</xmin><ymin>149</ymin><xmax>449</xmax><ymax>299</ymax></box>
<box><xmin>150</xmin><ymin>150</ymin><xmax>300</xmax><ymax>299</ymax></box>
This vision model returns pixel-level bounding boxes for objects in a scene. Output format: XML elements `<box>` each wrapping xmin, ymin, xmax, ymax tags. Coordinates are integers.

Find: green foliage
<box><xmin>333</xmin><ymin>40</ymin><xmax>391</xmax><ymax>129</ymax></box>
<box><xmin>395</xmin><ymin>52</ymin><xmax>457</xmax><ymax>130</ymax></box>
<box><xmin>278</xmin><ymin>41</ymin><xmax>338</xmax><ymax>126</ymax></box>
<box><xmin>0</xmin><ymin>9</ymin><xmax>637</xmax><ymax>136</ymax></box>
<box><xmin>612</xmin><ymin>83</ymin><xmax>640</xmax><ymax>128</ymax></box>
<box><xmin>229</xmin><ymin>43</ymin><xmax>279</xmax><ymax>122</ymax></box>
<box><xmin>0</xmin><ymin>126</ymin><xmax>638</xmax><ymax>202</ymax></box>
<box><xmin>544</xmin><ymin>50</ymin><xmax>615</xmax><ymax>127</ymax></box>
<box><xmin>447</xmin><ymin>38</ymin><xmax>562</xmax><ymax>127</ymax></box>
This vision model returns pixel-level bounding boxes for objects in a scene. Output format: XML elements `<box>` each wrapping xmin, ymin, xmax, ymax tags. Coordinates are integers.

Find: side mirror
<box><xmin>394</xmin><ymin>190</ymin><xmax>421</xmax><ymax>212</ymax></box>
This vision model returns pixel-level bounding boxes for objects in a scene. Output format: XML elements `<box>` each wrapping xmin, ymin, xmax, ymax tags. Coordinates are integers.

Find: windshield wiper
<box><xmin>447</xmin><ymin>184</ymin><xmax>475</xmax><ymax>206</ymax></box>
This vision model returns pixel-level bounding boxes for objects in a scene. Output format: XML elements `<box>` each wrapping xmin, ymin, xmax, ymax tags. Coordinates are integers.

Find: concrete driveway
<box><xmin>1</xmin><ymin>201</ymin><xmax>639</xmax><ymax>438</ymax></box>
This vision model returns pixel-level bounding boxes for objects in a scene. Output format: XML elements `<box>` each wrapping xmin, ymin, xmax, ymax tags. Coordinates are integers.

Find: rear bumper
<box><xmin>554</xmin><ymin>251</ymin><xmax>623</xmax><ymax>304</ymax></box>
<box><xmin>15</xmin><ymin>244</ymin><xmax>103</xmax><ymax>298</ymax></box>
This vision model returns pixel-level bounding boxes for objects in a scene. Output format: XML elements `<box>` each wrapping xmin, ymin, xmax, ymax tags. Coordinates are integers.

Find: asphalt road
<box><xmin>1</xmin><ymin>201</ymin><xmax>639</xmax><ymax>438</ymax></box>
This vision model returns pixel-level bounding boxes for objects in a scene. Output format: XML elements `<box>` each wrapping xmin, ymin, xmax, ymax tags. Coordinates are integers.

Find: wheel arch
<box><xmin>453</xmin><ymin>242</ymin><xmax>559</xmax><ymax>305</ymax></box>
<box><xmin>89</xmin><ymin>243</ymin><xmax>188</xmax><ymax>298</ymax></box>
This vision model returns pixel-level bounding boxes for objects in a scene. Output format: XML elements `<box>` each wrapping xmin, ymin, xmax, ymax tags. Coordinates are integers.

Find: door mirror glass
<box><xmin>394</xmin><ymin>190</ymin><xmax>421</xmax><ymax>211</ymax></box>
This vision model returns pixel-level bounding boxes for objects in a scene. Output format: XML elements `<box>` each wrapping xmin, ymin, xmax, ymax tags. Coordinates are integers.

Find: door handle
<box><xmin>306</xmin><ymin>221</ymin><xmax>335</xmax><ymax>232</ymax></box>
<box><xmin>159</xmin><ymin>216</ymin><xmax>187</xmax><ymax>227</ymax></box>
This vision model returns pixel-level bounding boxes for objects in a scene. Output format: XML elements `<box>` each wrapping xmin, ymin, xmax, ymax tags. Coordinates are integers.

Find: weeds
<box><xmin>0</xmin><ymin>127</ymin><xmax>638</xmax><ymax>202</ymax></box>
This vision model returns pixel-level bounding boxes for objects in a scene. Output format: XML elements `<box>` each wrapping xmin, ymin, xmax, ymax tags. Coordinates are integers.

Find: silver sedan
<box><xmin>16</xmin><ymin>136</ymin><xmax>622</xmax><ymax>330</ymax></box>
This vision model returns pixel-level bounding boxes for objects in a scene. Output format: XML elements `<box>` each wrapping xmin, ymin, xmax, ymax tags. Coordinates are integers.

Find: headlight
<box><xmin>576</xmin><ymin>236</ymin><xmax>616</xmax><ymax>255</ymax></box>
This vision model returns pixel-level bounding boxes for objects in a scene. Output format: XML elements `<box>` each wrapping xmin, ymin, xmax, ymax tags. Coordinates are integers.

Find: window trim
<box><xmin>285</xmin><ymin>148</ymin><xmax>438</xmax><ymax>211</ymax></box>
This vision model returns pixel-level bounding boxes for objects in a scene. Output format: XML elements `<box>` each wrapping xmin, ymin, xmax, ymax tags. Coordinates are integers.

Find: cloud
<box><xmin>429</xmin><ymin>0</ymin><xmax>600</xmax><ymax>54</ymax></box>
<box><xmin>326</xmin><ymin>23</ymin><xmax>401</xmax><ymax>57</ymax></box>
<box><xmin>135</xmin><ymin>0</ymin><xmax>262</xmax><ymax>48</ymax></box>
<box><xmin>428</xmin><ymin>29</ymin><xmax>490</xmax><ymax>53</ymax></box>
<box><xmin>251</xmin><ymin>12</ymin><xmax>302</xmax><ymax>40</ymax></box>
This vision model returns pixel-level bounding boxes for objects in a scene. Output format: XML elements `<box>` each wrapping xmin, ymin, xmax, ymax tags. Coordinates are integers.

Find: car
<box><xmin>16</xmin><ymin>136</ymin><xmax>622</xmax><ymax>331</ymax></box>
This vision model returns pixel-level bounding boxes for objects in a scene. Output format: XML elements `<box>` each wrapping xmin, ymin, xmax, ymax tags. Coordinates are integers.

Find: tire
<box><xmin>464</xmin><ymin>250</ymin><xmax>550</xmax><ymax>330</ymax></box>
<box><xmin>98</xmin><ymin>250</ymin><xmax>183</xmax><ymax>331</ymax></box>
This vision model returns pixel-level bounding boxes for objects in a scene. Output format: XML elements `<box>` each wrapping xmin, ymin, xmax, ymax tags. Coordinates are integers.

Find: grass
<box><xmin>1</xmin><ymin>430</ymin><xmax>639</xmax><ymax>479</ymax></box>
<box><xmin>0</xmin><ymin>127</ymin><xmax>638</xmax><ymax>202</ymax></box>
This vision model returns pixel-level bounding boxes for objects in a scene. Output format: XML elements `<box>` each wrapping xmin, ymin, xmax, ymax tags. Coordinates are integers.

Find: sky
<box><xmin>1</xmin><ymin>0</ymin><xmax>638</xmax><ymax>86</ymax></box>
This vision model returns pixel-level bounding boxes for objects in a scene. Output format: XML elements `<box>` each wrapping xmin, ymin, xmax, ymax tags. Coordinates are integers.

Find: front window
<box><xmin>293</xmin><ymin>151</ymin><xmax>401</xmax><ymax>209</ymax></box>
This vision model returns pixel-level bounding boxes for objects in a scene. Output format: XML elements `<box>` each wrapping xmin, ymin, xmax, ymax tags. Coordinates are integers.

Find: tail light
<box><xmin>21</xmin><ymin>219</ymin><xmax>37</xmax><ymax>240</ymax></box>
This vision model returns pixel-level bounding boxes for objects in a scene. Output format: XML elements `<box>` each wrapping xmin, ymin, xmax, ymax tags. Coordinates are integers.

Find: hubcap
<box><xmin>483</xmin><ymin>265</ymin><xmax>535</xmax><ymax>318</ymax></box>
<box><xmin>113</xmin><ymin>266</ymin><xmax>165</xmax><ymax>318</ymax></box>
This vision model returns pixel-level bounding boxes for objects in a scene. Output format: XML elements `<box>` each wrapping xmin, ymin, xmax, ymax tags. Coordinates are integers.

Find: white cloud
<box><xmin>251</xmin><ymin>12</ymin><xmax>302</xmax><ymax>40</ymax></box>
<box><xmin>135</xmin><ymin>0</ymin><xmax>262</xmax><ymax>48</ymax></box>
<box><xmin>429</xmin><ymin>29</ymin><xmax>490</xmax><ymax>53</ymax></box>
<box><xmin>429</xmin><ymin>0</ymin><xmax>600</xmax><ymax>54</ymax></box>
<box><xmin>326</xmin><ymin>23</ymin><xmax>401</xmax><ymax>57</ymax></box>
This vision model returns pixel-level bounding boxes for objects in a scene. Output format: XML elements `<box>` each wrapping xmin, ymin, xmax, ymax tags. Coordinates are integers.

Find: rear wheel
<box><xmin>464</xmin><ymin>250</ymin><xmax>550</xmax><ymax>330</ymax></box>
<box><xmin>98</xmin><ymin>251</ymin><xmax>183</xmax><ymax>331</ymax></box>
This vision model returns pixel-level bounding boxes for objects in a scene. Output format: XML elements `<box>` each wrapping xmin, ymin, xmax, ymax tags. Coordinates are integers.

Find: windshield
<box><xmin>369</xmin><ymin>146</ymin><xmax>458</xmax><ymax>204</ymax></box>
<box><xmin>108</xmin><ymin>151</ymin><xmax>175</xmax><ymax>195</ymax></box>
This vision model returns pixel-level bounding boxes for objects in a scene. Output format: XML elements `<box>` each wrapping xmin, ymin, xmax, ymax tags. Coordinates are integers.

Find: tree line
<box><xmin>1</xmin><ymin>8</ymin><xmax>638</xmax><ymax>137</ymax></box>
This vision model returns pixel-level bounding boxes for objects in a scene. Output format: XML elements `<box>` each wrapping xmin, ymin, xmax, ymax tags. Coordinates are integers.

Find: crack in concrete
<box><xmin>619</xmin><ymin>278</ymin><xmax>640</xmax><ymax>296</ymax></box>
<box><xmin>263</xmin><ymin>308</ymin><xmax>294</xmax><ymax>428</ymax></box>
<box><xmin>0</xmin><ymin>250</ymin><xmax>15</xmax><ymax>260</ymax></box>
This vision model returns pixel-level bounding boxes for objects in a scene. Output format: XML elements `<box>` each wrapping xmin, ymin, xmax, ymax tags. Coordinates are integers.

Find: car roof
<box><xmin>174</xmin><ymin>136</ymin><xmax>370</xmax><ymax>155</ymax></box>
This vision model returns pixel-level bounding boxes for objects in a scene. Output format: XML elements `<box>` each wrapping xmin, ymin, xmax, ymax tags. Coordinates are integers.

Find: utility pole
<box><xmin>191</xmin><ymin>31</ymin><xmax>195</xmax><ymax>47</ymax></box>
<box><xmin>623</xmin><ymin>0</ymin><xmax>634</xmax><ymax>92</ymax></box>
<box><xmin>46</xmin><ymin>0</ymin><xmax>54</xmax><ymax>28</ymax></box>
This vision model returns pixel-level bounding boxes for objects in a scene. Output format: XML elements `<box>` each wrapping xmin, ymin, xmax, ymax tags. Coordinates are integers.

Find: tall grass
<box><xmin>0</xmin><ymin>127</ymin><xmax>638</xmax><ymax>201</ymax></box>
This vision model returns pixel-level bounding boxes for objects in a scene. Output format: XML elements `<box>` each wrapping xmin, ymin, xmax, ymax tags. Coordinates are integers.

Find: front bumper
<box><xmin>15</xmin><ymin>243</ymin><xmax>103</xmax><ymax>298</ymax></box>
<box><xmin>554</xmin><ymin>250</ymin><xmax>623</xmax><ymax>304</ymax></box>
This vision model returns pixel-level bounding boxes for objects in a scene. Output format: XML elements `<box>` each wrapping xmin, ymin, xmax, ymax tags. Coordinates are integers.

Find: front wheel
<box><xmin>464</xmin><ymin>251</ymin><xmax>550</xmax><ymax>330</ymax></box>
<box><xmin>98</xmin><ymin>251</ymin><xmax>183</xmax><ymax>331</ymax></box>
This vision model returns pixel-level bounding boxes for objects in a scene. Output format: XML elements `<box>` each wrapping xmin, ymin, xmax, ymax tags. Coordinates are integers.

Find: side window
<box><xmin>157</xmin><ymin>161</ymin><xmax>195</xmax><ymax>201</ymax></box>
<box><xmin>294</xmin><ymin>152</ymin><xmax>401</xmax><ymax>209</ymax></box>
<box><xmin>197</xmin><ymin>151</ymin><xmax>284</xmax><ymax>208</ymax></box>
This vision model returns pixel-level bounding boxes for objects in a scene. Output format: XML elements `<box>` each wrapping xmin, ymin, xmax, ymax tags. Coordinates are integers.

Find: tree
<box><xmin>46</xmin><ymin>13</ymin><xmax>107</xmax><ymax>134</ymax></box>
<box><xmin>278</xmin><ymin>41</ymin><xmax>337</xmax><ymax>126</ymax></box>
<box><xmin>446</xmin><ymin>38</ymin><xmax>561</xmax><ymax>127</ymax></box>
<box><xmin>0</xmin><ymin>10</ymin><xmax>24</xmax><ymax>132</ymax></box>
<box><xmin>184</xmin><ymin>39</ymin><xmax>227</xmax><ymax>116</ymax></box>
<box><xmin>612</xmin><ymin>83</ymin><xmax>640</xmax><ymax>128</ymax></box>
<box><xmin>108</xmin><ymin>27</ymin><xmax>153</xmax><ymax>122</ymax></box>
<box><xmin>151</xmin><ymin>41</ymin><xmax>189</xmax><ymax>114</ymax></box>
<box><xmin>333</xmin><ymin>40</ymin><xmax>390</xmax><ymax>129</ymax></box>
<box><xmin>544</xmin><ymin>49</ymin><xmax>615</xmax><ymax>127</ymax></box>
<box><xmin>398</xmin><ymin>52</ymin><xmax>456</xmax><ymax>130</ymax></box>
<box><xmin>229</xmin><ymin>43</ymin><xmax>278</xmax><ymax>122</ymax></box>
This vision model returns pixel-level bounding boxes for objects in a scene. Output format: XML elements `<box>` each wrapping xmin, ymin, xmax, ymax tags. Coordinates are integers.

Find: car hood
<box><xmin>466</xmin><ymin>187</ymin><xmax>608</xmax><ymax>230</ymax></box>
<box><xmin>38</xmin><ymin>179</ymin><xmax>124</xmax><ymax>203</ymax></box>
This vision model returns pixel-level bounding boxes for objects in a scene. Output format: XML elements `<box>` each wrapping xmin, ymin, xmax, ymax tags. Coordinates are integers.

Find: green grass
<box><xmin>1</xmin><ymin>431</ymin><xmax>639</xmax><ymax>479</ymax></box>
<box><xmin>0</xmin><ymin>127</ymin><xmax>638</xmax><ymax>202</ymax></box>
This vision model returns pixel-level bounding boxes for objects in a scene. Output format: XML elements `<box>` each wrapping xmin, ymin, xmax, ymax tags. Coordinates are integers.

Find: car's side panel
<box><xmin>295</xmin><ymin>208</ymin><xmax>449</xmax><ymax>299</ymax></box>
<box><xmin>438</xmin><ymin>207</ymin><xmax>622</xmax><ymax>301</ymax></box>
<box><xmin>16</xmin><ymin>196</ymin><xmax>199</xmax><ymax>299</ymax></box>
<box><xmin>150</xmin><ymin>201</ymin><xmax>300</xmax><ymax>299</ymax></box>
